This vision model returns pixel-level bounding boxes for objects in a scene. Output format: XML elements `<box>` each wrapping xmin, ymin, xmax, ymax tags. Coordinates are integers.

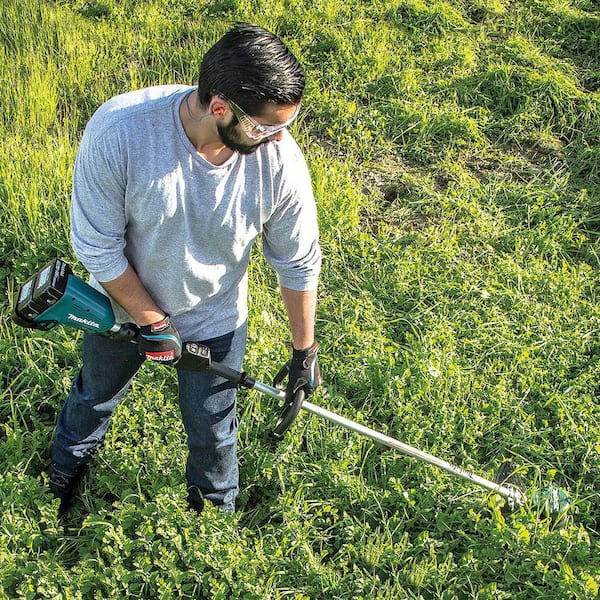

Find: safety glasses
<box><xmin>225</xmin><ymin>97</ymin><xmax>301</xmax><ymax>141</ymax></box>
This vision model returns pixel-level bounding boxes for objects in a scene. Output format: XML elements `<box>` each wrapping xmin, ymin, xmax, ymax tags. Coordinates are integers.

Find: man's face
<box><xmin>217</xmin><ymin>101</ymin><xmax>300</xmax><ymax>155</ymax></box>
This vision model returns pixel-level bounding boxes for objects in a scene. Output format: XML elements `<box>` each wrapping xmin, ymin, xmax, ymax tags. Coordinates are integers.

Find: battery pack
<box><xmin>31</xmin><ymin>259</ymin><xmax>71</xmax><ymax>308</ymax></box>
<box><xmin>15</xmin><ymin>259</ymin><xmax>72</xmax><ymax>322</ymax></box>
<box><xmin>13</xmin><ymin>259</ymin><xmax>118</xmax><ymax>333</ymax></box>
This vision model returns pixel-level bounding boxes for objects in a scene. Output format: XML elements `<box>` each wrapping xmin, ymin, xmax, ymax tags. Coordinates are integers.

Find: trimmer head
<box><xmin>532</xmin><ymin>486</ymin><xmax>572</xmax><ymax>526</ymax></box>
<box><xmin>495</xmin><ymin>462</ymin><xmax>571</xmax><ymax>526</ymax></box>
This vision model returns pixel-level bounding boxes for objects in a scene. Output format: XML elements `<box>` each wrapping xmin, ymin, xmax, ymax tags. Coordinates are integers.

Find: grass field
<box><xmin>1</xmin><ymin>0</ymin><xmax>599</xmax><ymax>598</ymax></box>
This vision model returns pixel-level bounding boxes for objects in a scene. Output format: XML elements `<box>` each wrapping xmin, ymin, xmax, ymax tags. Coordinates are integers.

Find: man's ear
<box><xmin>209</xmin><ymin>96</ymin><xmax>228</xmax><ymax>117</ymax></box>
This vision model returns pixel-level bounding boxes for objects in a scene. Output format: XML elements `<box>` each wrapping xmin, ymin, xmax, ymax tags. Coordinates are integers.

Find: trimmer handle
<box><xmin>272</xmin><ymin>389</ymin><xmax>305</xmax><ymax>439</ymax></box>
<box><xmin>271</xmin><ymin>362</ymin><xmax>305</xmax><ymax>439</ymax></box>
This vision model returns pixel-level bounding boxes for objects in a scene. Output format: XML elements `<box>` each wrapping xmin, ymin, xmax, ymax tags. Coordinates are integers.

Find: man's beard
<box><xmin>217</xmin><ymin>117</ymin><xmax>267</xmax><ymax>155</ymax></box>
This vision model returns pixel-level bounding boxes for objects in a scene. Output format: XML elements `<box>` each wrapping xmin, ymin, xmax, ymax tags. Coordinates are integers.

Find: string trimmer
<box><xmin>12</xmin><ymin>259</ymin><xmax>572</xmax><ymax>522</ymax></box>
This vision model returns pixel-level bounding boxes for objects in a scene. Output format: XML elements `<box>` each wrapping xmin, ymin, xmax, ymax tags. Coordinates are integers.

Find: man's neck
<box><xmin>179</xmin><ymin>91</ymin><xmax>235</xmax><ymax>166</ymax></box>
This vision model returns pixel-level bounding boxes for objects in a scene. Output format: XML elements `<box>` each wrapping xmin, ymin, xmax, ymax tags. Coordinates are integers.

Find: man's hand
<box><xmin>286</xmin><ymin>342</ymin><xmax>321</xmax><ymax>399</ymax></box>
<box><xmin>138</xmin><ymin>315</ymin><xmax>182</xmax><ymax>365</ymax></box>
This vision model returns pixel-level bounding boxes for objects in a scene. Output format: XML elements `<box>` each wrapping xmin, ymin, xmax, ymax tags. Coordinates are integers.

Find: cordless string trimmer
<box><xmin>12</xmin><ymin>259</ymin><xmax>572</xmax><ymax>522</ymax></box>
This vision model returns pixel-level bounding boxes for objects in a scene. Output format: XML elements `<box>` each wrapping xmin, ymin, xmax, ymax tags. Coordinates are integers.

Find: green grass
<box><xmin>1</xmin><ymin>0</ymin><xmax>599</xmax><ymax>598</ymax></box>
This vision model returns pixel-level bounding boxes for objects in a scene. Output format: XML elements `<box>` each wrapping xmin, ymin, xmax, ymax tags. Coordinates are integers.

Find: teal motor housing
<box><xmin>13</xmin><ymin>259</ymin><xmax>118</xmax><ymax>333</ymax></box>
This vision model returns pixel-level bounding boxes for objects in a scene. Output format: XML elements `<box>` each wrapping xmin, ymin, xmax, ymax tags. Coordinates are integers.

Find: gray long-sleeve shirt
<box><xmin>71</xmin><ymin>85</ymin><xmax>321</xmax><ymax>340</ymax></box>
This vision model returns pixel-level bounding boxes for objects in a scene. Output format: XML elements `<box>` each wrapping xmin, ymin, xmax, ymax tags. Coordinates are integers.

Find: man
<box><xmin>48</xmin><ymin>23</ymin><xmax>322</xmax><ymax>514</ymax></box>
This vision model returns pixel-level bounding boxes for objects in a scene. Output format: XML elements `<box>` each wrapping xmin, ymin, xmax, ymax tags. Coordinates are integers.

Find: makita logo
<box><xmin>146</xmin><ymin>350</ymin><xmax>176</xmax><ymax>362</ymax></box>
<box><xmin>68</xmin><ymin>313</ymin><xmax>100</xmax><ymax>329</ymax></box>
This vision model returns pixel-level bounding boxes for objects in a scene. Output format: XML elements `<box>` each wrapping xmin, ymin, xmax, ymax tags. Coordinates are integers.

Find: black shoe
<box><xmin>186</xmin><ymin>485</ymin><xmax>205</xmax><ymax>514</ymax></box>
<box><xmin>47</xmin><ymin>464</ymin><xmax>86</xmax><ymax>515</ymax></box>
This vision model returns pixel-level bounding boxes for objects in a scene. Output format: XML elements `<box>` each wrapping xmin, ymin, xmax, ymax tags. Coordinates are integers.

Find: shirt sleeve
<box><xmin>262</xmin><ymin>142</ymin><xmax>321</xmax><ymax>291</ymax></box>
<box><xmin>70</xmin><ymin>124</ymin><xmax>130</xmax><ymax>283</ymax></box>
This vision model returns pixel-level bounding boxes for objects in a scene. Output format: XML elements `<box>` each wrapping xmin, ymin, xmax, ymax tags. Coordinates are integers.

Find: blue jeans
<box><xmin>51</xmin><ymin>324</ymin><xmax>247</xmax><ymax>511</ymax></box>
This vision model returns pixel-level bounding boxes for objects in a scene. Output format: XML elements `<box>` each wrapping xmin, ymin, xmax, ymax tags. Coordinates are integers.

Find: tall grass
<box><xmin>1</xmin><ymin>0</ymin><xmax>599</xmax><ymax>598</ymax></box>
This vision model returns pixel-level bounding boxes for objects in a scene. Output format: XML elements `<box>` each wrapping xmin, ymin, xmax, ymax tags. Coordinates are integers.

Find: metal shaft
<box><xmin>229</xmin><ymin>371</ymin><xmax>525</xmax><ymax>505</ymax></box>
<box><xmin>251</xmin><ymin>380</ymin><xmax>285</xmax><ymax>399</ymax></box>
<box><xmin>302</xmin><ymin>400</ymin><xmax>524</xmax><ymax>505</ymax></box>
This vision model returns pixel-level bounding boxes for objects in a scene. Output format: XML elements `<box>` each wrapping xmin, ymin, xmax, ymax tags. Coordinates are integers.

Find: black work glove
<box><xmin>138</xmin><ymin>314</ymin><xmax>182</xmax><ymax>365</ymax></box>
<box><xmin>286</xmin><ymin>342</ymin><xmax>322</xmax><ymax>399</ymax></box>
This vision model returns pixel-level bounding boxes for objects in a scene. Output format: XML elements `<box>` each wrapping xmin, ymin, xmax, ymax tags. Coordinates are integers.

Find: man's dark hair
<box><xmin>197</xmin><ymin>23</ymin><xmax>305</xmax><ymax>116</ymax></box>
